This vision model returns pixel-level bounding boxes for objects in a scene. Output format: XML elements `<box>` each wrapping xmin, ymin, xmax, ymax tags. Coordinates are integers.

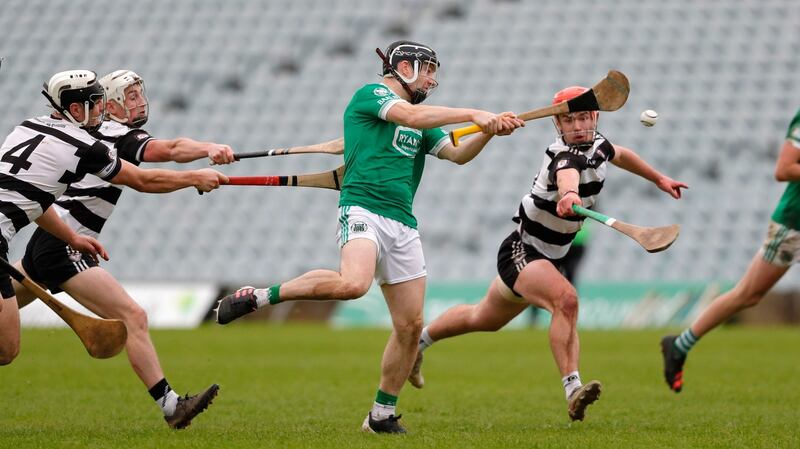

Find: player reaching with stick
<box><xmin>407</xmin><ymin>86</ymin><xmax>687</xmax><ymax>422</ymax></box>
<box><xmin>215</xmin><ymin>40</ymin><xmax>524</xmax><ymax>433</ymax></box>
<box><xmin>661</xmin><ymin>107</ymin><xmax>800</xmax><ymax>393</ymax></box>
<box><xmin>0</xmin><ymin>70</ymin><xmax>228</xmax><ymax>429</ymax></box>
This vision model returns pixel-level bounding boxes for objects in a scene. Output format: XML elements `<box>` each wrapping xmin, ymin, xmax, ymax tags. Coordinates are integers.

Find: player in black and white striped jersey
<box><xmin>55</xmin><ymin>70</ymin><xmax>235</xmax><ymax>239</ymax></box>
<box><xmin>0</xmin><ymin>65</ymin><xmax>111</xmax><ymax>313</ymax></box>
<box><xmin>408</xmin><ymin>86</ymin><xmax>687</xmax><ymax>422</ymax></box>
<box><xmin>0</xmin><ymin>69</ymin><xmax>227</xmax><ymax>428</ymax></box>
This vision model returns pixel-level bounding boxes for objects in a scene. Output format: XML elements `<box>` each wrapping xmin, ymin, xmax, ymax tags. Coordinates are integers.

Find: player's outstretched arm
<box><xmin>436</xmin><ymin>112</ymin><xmax>523</xmax><ymax>165</ymax></box>
<box><xmin>611</xmin><ymin>145</ymin><xmax>688</xmax><ymax>199</ymax></box>
<box><xmin>387</xmin><ymin>102</ymin><xmax>522</xmax><ymax>134</ymax></box>
<box><xmin>109</xmin><ymin>160</ymin><xmax>229</xmax><ymax>193</ymax></box>
<box><xmin>34</xmin><ymin>206</ymin><xmax>109</xmax><ymax>261</ymax></box>
<box><xmin>142</xmin><ymin>138</ymin><xmax>235</xmax><ymax>165</ymax></box>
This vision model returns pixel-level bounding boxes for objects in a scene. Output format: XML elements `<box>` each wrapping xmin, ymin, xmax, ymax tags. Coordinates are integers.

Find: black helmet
<box><xmin>382</xmin><ymin>40</ymin><xmax>439</xmax><ymax>76</ymax></box>
<box><xmin>379</xmin><ymin>40</ymin><xmax>440</xmax><ymax>104</ymax></box>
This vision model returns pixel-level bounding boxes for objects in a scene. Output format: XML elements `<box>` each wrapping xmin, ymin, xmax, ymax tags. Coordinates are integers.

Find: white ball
<box><xmin>640</xmin><ymin>109</ymin><xmax>658</xmax><ymax>127</ymax></box>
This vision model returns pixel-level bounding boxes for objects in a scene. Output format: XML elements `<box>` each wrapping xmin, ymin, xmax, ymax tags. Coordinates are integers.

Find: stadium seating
<box><xmin>1</xmin><ymin>0</ymin><xmax>799</xmax><ymax>287</ymax></box>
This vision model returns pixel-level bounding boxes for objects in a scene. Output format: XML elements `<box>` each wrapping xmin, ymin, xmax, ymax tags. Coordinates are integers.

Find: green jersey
<box><xmin>340</xmin><ymin>83</ymin><xmax>449</xmax><ymax>228</ymax></box>
<box><xmin>771</xmin><ymin>108</ymin><xmax>800</xmax><ymax>230</ymax></box>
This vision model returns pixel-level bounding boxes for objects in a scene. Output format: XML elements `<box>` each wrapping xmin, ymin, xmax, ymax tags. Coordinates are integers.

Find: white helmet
<box><xmin>99</xmin><ymin>70</ymin><xmax>149</xmax><ymax>127</ymax></box>
<box><xmin>42</xmin><ymin>70</ymin><xmax>105</xmax><ymax>131</ymax></box>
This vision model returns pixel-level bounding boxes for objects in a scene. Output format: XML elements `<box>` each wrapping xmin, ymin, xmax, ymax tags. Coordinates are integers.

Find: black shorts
<box><xmin>21</xmin><ymin>227</ymin><xmax>98</xmax><ymax>294</ymax></box>
<box><xmin>0</xmin><ymin>238</ymin><xmax>13</xmax><ymax>299</ymax></box>
<box><xmin>496</xmin><ymin>230</ymin><xmax>564</xmax><ymax>295</ymax></box>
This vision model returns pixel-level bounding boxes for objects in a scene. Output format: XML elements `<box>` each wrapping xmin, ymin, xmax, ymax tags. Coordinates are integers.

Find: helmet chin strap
<box><xmin>42</xmin><ymin>89</ymin><xmax>104</xmax><ymax>131</ymax></box>
<box><xmin>42</xmin><ymin>89</ymin><xmax>72</xmax><ymax>121</ymax></box>
<box><xmin>375</xmin><ymin>48</ymin><xmax>428</xmax><ymax>105</ymax></box>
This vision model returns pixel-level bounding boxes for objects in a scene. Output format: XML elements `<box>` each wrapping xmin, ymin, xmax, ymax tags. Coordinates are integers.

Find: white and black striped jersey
<box><xmin>0</xmin><ymin>116</ymin><xmax>122</xmax><ymax>245</ymax></box>
<box><xmin>513</xmin><ymin>136</ymin><xmax>615</xmax><ymax>259</ymax></box>
<box><xmin>54</xmin><ymin>121</ymin><xmax>153</xmax><ymax>238</ymax></box>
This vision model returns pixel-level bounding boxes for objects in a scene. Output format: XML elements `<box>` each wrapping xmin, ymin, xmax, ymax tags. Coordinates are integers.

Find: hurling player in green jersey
<box><xmin>661</xmin><ymin>108</ymin><xmax>800</xmax><ymax>393</ymax></box>
<box><xmin>216</xmin><ymin>40</ymin><xmax>524</xmax><ymax>433</ymax></box>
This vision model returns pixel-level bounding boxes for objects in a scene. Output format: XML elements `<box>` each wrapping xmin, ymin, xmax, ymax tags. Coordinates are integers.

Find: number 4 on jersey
<box><xmin>1</xmin><ymin>135</ymin><xmax>44</xmax><ymax>174</ymax></box>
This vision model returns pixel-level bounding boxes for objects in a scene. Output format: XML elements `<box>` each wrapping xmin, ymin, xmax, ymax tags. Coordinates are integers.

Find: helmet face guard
<box><xmin>99</xmin><ymin>70</ymin><xmax>149</xmax><ymax>128</ymax></box>
<box><xmin>42</xmin><ymin>70</ymin><xmax>106</xmax><ymax>132</ymax></box>
<box><xmin>378</xmin><ymin>41</ymin><xmax>440</xmax><ymax>104</ymax></box>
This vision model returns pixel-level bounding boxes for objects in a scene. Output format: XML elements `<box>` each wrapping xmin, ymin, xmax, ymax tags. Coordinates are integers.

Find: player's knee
<box><xmin>553</xmin><ymin>287</ymin><xmax>579</xmax><ymax>319</ymax></box>
<box><xmin>733</xmin><ymin>284</ymin><xmax>768</xmax><ymax>309</ymax></box>
<box><xmin>394</xmin><ymin>317</ymin><xmax>423</xmax><ymax>341</ymax></box>
<box><xmin>480</xmin><ymin>318</ymin><xmax>506</xmax><ymax>332</ymax></box>
<box><xmin>740</xmin><ymin>292</ymin><xmax>765</xmax><ymax>308</ymax></box>
<box><xmin>124</xmin><ymin>304</ymin><xmax>150</xmax><ymax>333</ymax></box>
<box><xmin>336</xmin><ymin>280</ymin><xmax>370</xmax><ymax>300</ymax></box>
<box><xmin>0</xmin><ymin>341</ymin><xmax>20</xmax><ymax>365</ymax></box>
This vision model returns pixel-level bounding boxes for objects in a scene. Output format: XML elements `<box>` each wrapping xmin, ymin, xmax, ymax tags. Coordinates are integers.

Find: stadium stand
<box><xmin>0</xmin><ymin>0</ymin><xmax>798</xmax><ymax>287</ymax></box>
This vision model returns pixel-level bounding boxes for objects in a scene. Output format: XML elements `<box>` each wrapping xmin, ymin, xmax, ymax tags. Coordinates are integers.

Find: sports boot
<box><xmin>216</xmin><ymin>286</ymin><xmax>258</xmax><ymax>324</ymax></box>
<box><xmin>361</xmin><ymin>412</ymin><xmax>406</xmax><ymax>434</ymax></box>
<box><xmin>165</xmin><ymin>384</ymin><xmax>220</xmax><ymax>429</ymax></box>
<box><xmin>661</xmin><ymin>335</ymin><xmax>687</xmax><ymax>393</ymax></box>
<box><xmin>568</xmin><ymin>380</ymin><xmax>602</xmax><ymax>421</ymax></box>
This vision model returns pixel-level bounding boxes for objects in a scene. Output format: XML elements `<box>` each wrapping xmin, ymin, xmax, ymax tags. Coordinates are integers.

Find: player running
<box><xmin>0</xmin><ymin>70</ymin><xmax>227</xmax><ymax>429</ymax></box>
<box><xmin>408</xmin><ymin>86</ymin><xmax>687</xmax><ymax>422</ymax></box>
<box><xmin>661</xmin><ymin>107</ymin><xmax>800</xmax><ymax>393</ymax></box>
<box><xmin>215</xmin><ymin>40</ymin><xmax>524</xmax><ymax>433</ymax></box>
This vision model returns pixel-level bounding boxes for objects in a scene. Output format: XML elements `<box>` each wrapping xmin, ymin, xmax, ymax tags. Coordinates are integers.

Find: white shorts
<box><xmin>337</xmin><ymin>205</ymin><xmax>426</xmax><ymax>285</ymax></box>
<box><xmin>759</xmin><ymin>220</ymin><xmax>800</xmax><ymax>267</ymax></box>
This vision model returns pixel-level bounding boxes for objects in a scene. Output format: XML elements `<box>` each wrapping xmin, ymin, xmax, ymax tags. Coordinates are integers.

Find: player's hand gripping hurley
<box><xmin>572</xmin><ymin>205</ymin><xmax>679</xmax><ymax>253</ymax></box>
<box><xmin>0</xmin><ymin>257</ymin><xmax>127</xmax><ymax>358</ymax></box>
<box><xmin>449</xmin><ymin>70</ymin><xmax>630</xmax><ymax>145</ymax></box>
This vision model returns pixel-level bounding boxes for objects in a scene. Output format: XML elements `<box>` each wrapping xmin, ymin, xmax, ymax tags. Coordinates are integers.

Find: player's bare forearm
<box><xmin>138</xmin><ymin>169</ymin><xmax>225</xmax><ymax>193</ymax></box>
<box><xmin>164</xmin><ymin>138</ymin><xmax>210</xmax><ymax>163</ymax></box>
<box><xmin>387</xmin><ymin>102</ymin><xmax>482</xmax><ymax>129</ymax></box>
<box><xmin>34</xmin><ymin>206</ymin><xmax>79</xmax><ymax>246</ymax></box>
<box><xmin>611</xmin><ymin>145</ymin><xmax>662</xmax><ymax>183</ymax></box>
<box><xmin>613</xmin><ymin>146</ymin><xmax>688</xmax><ymax>199</ymax></box>
<box><xmin>144</xmin><ymin>138</ymin><xmax>234</xmax><ymax>164</ymax></box>
<box><xmin>136</xmin><ymin>169</ymin><xmax>194</xmax><ymax>192</ymax></box>
<box><xmin>143</xmin><ymin>138</ymin><xmax>200</xmax><ymax>162</ymax></box>
<box><xmin>556</xmin><ymin>168</ymin><xmax>581</xmax><ymax>195</ymax></box>
<box><xmin>33</xmin><ymin>208</ymin><xmax>107</xmax><ymax>260</ymax></box>
<box><xmin>555</xmin><ymin>168</ymin><xmax>581</xmax><ymax>217</ymax></box>
<box><xmin>111</xmin><ymin>161</ymin><xmax>224</xmax><ymax>193</ymax></box>
<box><xmin>113</xmin><ymin>163</ymin><xmax>197</xmax><ymax>193</ymax></box>
<box><xmin>438</xmin><ymin>133</ymin><xmax>493</xmax><ymax>165</ymax></box>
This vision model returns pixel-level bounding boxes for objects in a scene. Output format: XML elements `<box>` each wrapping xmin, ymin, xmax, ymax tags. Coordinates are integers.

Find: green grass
<box><xmin>1</xmin><ymin>325</ymin><xmax>798</xmax><ymax>449</ymax></box>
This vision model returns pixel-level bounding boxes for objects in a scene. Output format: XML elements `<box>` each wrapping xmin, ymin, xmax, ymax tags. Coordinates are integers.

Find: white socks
<box><xmin>371</xmin><ymin>402</ymin><xmax>396</xmax><ymax>420</ymax></box>
<box><xmin>253</xmin><ymin>288</ymin><xmax>270</xmax><ymax>308</ymax></box>
<box><xmin>418</xmin><ymin>327</ymin><xmax>434</xmax><ymax>352</ymax></box>
<box><xmin>562</xmin><ymin>371</ymin><xmax>582</xmax><ymax>400</ymax></box>
<box><xmin>158</xmin><ymin>390</ymin><xmax>180</xmax><ymax>416</ymax></box>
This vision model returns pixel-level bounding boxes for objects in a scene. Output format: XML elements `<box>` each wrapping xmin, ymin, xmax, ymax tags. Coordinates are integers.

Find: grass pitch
<box><xmin>1</xmin><ymin>324</ymin><xmax>798</xmax><ymax>449</ymax></box>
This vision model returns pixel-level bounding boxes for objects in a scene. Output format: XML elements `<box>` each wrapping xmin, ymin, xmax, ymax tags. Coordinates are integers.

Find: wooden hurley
<box><xmin>449</xmin><ymin>70</ymin><xmax>630</xmax><ymax>146</ymax></box>
<box><xmin>572</xmin><ymin>205</ymin><xmax>679</xmax><ymax>253</ymax></box>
